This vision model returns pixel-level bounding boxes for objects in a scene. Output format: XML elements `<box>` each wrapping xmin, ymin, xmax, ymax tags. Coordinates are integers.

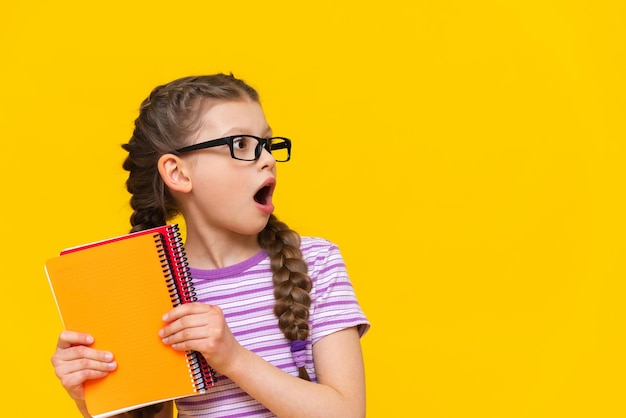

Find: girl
<box><xmin>51</xmin><ymin>74</ymin><xmax>369</xmax><ymax>418</ymax></box>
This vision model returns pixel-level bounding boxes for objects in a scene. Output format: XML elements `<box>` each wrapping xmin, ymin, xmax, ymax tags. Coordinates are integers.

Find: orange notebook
<box><xmin>44</xmin><ymin>224</ymin><xmax>215</xmax><ymax>418</ymax></box>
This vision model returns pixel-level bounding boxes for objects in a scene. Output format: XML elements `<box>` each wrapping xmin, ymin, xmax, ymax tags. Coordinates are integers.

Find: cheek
<box><xmin>192</xmin><ymin>160</ymin><xmax>251</xmax><ymax>203</ymax></box>
<box><xmin>218</xmin><ymin>176</ymin><xmax>248</xmax><ymax>194</ymax></box>
<box><xmin>194</xmin><ymin>160</ymin><xmax>241</xmax><ymax>189</ymax></box>
<box><xmin>198</xmin><ymin>175</ymin><xmax>248</xmax><ymax>204</ymax></box>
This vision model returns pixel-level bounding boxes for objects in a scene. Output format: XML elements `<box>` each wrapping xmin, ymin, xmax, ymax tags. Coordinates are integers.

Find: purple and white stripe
<box><xmin>175</xmin><ymin>237</ymin><xmax>369</xmax><ymax>417</ymax></box>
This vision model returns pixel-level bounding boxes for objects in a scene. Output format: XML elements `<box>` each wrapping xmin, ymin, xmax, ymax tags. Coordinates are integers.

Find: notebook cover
<box><xmin>45</xmin><ymin>231</ymin><xmax>203</xmax><ymax>417</ymax></box>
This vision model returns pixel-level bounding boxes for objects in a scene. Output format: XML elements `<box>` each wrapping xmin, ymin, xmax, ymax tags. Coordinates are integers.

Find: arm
<box><xmin>228</xmin><ymin>327</ymin><xmax>366</xmax><ymax>418</ymax></box>
<box><xmin>160</xmin><ymin>303</ymin><xmax>366</xmax><ymax>418</ymax></box>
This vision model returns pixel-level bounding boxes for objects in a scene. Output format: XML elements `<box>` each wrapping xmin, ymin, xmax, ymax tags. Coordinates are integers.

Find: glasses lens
<box><xmin>231</xmin><ymin>136</ymin><xmax>259</xmax><ymax>161</ymax></box>
<box><xmin>269</xmin><ymin>138</ymin><xmax>290</xmax><ymax>162</ymax></box>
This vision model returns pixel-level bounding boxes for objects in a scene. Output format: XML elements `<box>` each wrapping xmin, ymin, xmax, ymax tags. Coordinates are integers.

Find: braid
<box><xmin>258</xmin><ymin>214</ymin><xmax>313</xmax><ymax>380</ymax></box>
<box><xmin>121</xmin><ymin>114</ymin><xmax>175</xmax><ymax>233</ymax></box>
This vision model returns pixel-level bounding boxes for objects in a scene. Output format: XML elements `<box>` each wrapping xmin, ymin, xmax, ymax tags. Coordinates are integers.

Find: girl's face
<box><xmin>181</xmin><ymin>99</ymin><xmax>277</xmax><ymax>238</ymax></box>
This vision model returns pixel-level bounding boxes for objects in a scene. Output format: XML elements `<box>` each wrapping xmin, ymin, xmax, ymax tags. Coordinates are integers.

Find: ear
<box><xmin>158</xmin><ymin>153</ymin><xmax>193</xmax><ymax>193</ymax></box>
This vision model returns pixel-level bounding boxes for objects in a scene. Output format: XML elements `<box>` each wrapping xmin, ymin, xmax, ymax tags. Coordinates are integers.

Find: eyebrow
<box><xmin>221</xmin><ymin>126</ymin><xmax>273</xmax><ymax>137</ymax></box>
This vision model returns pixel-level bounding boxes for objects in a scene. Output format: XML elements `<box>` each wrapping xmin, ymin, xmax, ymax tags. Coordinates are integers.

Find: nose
<box><xmin>258</xmin><ymin>144</ymin><xmax>276</xmax><ymax>170</ymax></box>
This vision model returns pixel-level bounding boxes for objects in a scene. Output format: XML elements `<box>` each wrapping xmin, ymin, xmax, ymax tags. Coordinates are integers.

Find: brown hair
<box><xmin>122</xmin><ymin>74</ymin><xmax>312</xmax><ymax>380</ymax></box>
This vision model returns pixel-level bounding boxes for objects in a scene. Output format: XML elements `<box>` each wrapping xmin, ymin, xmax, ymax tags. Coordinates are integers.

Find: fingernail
<box><xmin>104</xmin><ymin>352</ymin><xmax>113</xmax><ymax>361</ymax></box>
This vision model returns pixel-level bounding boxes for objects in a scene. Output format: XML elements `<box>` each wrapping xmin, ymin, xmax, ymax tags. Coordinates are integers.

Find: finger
<box><xmin>161</xmin><ymin>324</ymin><xmax>210</xmax><ymax>346</ymax></box>
<box><xmin>53</xmin><ymin>342</ymin><xmax>115</xmax><ymax>366</ymax></box>
<box><xmin>162</xmin><ymin>302</ymin><xmax>212</xmax><ymax>322</ymax></box>
<box><xmin>160</xmin><ymin>310</ymin><xmax>212</xmax><ymax>337</ymax></box>
<box><xmin>55</xmin><ymin>354</ymin><xmax>117</xmax><ymax>377</ymax></box>
<box><xmin>159</xmin><ymin>319</ymin><xmax>209</xmax><ymax>345</ymax></box>
<box><xmin>57</xmin><ymin>330</ymin><xmax>95</xmax><ymax>349</ymax></box>
<box><xmin>59</xmin><ymin>367</ymin><xmax>114</xmax><ymax>398</ymax></box>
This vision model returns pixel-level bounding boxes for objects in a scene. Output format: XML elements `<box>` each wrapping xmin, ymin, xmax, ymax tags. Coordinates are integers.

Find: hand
<box><xmin>51</xmin><ymin>331</ymin><xmax>117</xmax><ymax>401</ymax></box>
<box><xmin>159</xmin><ymin>302</ymin><xmax>241</xmax><ymax>374</ymax></box>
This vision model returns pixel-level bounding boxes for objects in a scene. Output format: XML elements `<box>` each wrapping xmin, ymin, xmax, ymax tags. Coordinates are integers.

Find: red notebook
<box><xmin>45</xmin><ymin>224</ymin><xmax>215</xmax><ymax>418</ymax></box>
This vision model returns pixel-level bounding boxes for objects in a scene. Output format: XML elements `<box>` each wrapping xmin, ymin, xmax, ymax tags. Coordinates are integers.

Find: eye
<box><xmin>232</xmin><ymin>136</ymin><xmax>252</xmax><ymax>150</ymax></box>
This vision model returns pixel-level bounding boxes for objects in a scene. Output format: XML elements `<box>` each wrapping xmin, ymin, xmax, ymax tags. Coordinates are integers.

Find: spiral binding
<box><xmin>154</xmin><ymin>224</ymin><xmax>216</xmax><ymax>392</ymax></box>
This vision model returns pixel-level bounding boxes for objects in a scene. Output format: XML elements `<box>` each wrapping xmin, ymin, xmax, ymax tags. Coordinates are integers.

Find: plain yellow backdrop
<box><xmin>2</xmin><ymin>0</ymin><xmax>625</xmax><ymax>416</ymax></box>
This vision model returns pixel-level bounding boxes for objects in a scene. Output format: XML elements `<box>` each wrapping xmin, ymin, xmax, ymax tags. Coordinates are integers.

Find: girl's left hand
<box><xmin>159</xmin><ymin>302</ymin><xmax>240</xmax><ymax>374</ymax></box>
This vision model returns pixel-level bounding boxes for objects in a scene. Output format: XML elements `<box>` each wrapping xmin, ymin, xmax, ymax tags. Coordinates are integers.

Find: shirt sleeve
<box><xmin>304</xmin><ymin>238</ymin><xmax>370</xmax><ymax>345</ymax></box>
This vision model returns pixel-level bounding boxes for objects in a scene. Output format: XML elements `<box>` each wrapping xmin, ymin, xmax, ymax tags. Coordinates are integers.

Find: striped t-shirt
<box><xmin>175</xmin><ymin>237</ymin><xmax>370</xmax><ymax>417</ymax></box>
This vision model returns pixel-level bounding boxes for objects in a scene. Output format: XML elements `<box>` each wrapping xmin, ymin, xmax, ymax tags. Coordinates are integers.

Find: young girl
<box><xmin>51</xmin><ymin>74</ymin><xmax>369</xmax><ymax>418</ymax></box>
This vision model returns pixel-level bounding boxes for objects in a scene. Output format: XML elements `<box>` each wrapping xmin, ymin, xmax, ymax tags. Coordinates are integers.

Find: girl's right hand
<box><xmin>51</xmin><ymin>330</ymin><xmax>117</xmax><ymax>401</ymax></box>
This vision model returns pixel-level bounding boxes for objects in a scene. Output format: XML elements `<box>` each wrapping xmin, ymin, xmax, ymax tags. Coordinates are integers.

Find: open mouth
<box><xmin>254</xmin><ymin>185</ymin><xmax>271</xmax><ymax>205</ymax></box>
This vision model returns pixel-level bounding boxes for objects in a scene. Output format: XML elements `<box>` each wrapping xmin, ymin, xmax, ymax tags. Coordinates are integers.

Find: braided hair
<box><xmin>122</xmin><ymin>74</ymin><xmax>312</xmax><ymax>380</ymax></box>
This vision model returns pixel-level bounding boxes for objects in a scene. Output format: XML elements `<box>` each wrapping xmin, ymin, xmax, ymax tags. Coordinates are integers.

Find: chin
<box><xmin>239</xmin><ymin>217</ymin><xmax>272</xmax><ymax>237</ymax></box>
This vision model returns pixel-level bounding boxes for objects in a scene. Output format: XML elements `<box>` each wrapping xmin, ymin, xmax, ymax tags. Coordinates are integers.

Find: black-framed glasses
<box><xmin>173</xmin><ymin>135</ymin><xmax>291</xmax><ymax>162</ymax></box>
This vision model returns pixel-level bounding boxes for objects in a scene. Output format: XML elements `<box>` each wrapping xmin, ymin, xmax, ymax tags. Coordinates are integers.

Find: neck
<box><xmin>183</xmin><ymin>225</ymin><xmax>262</xmax><ymax>269</ymax></box>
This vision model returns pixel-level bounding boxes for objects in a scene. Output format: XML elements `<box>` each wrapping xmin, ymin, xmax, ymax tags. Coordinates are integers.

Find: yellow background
<box><xmin>2</xmin><ymin>0</ymin><xmax>625</xmax><ymax>416</ymax></box>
